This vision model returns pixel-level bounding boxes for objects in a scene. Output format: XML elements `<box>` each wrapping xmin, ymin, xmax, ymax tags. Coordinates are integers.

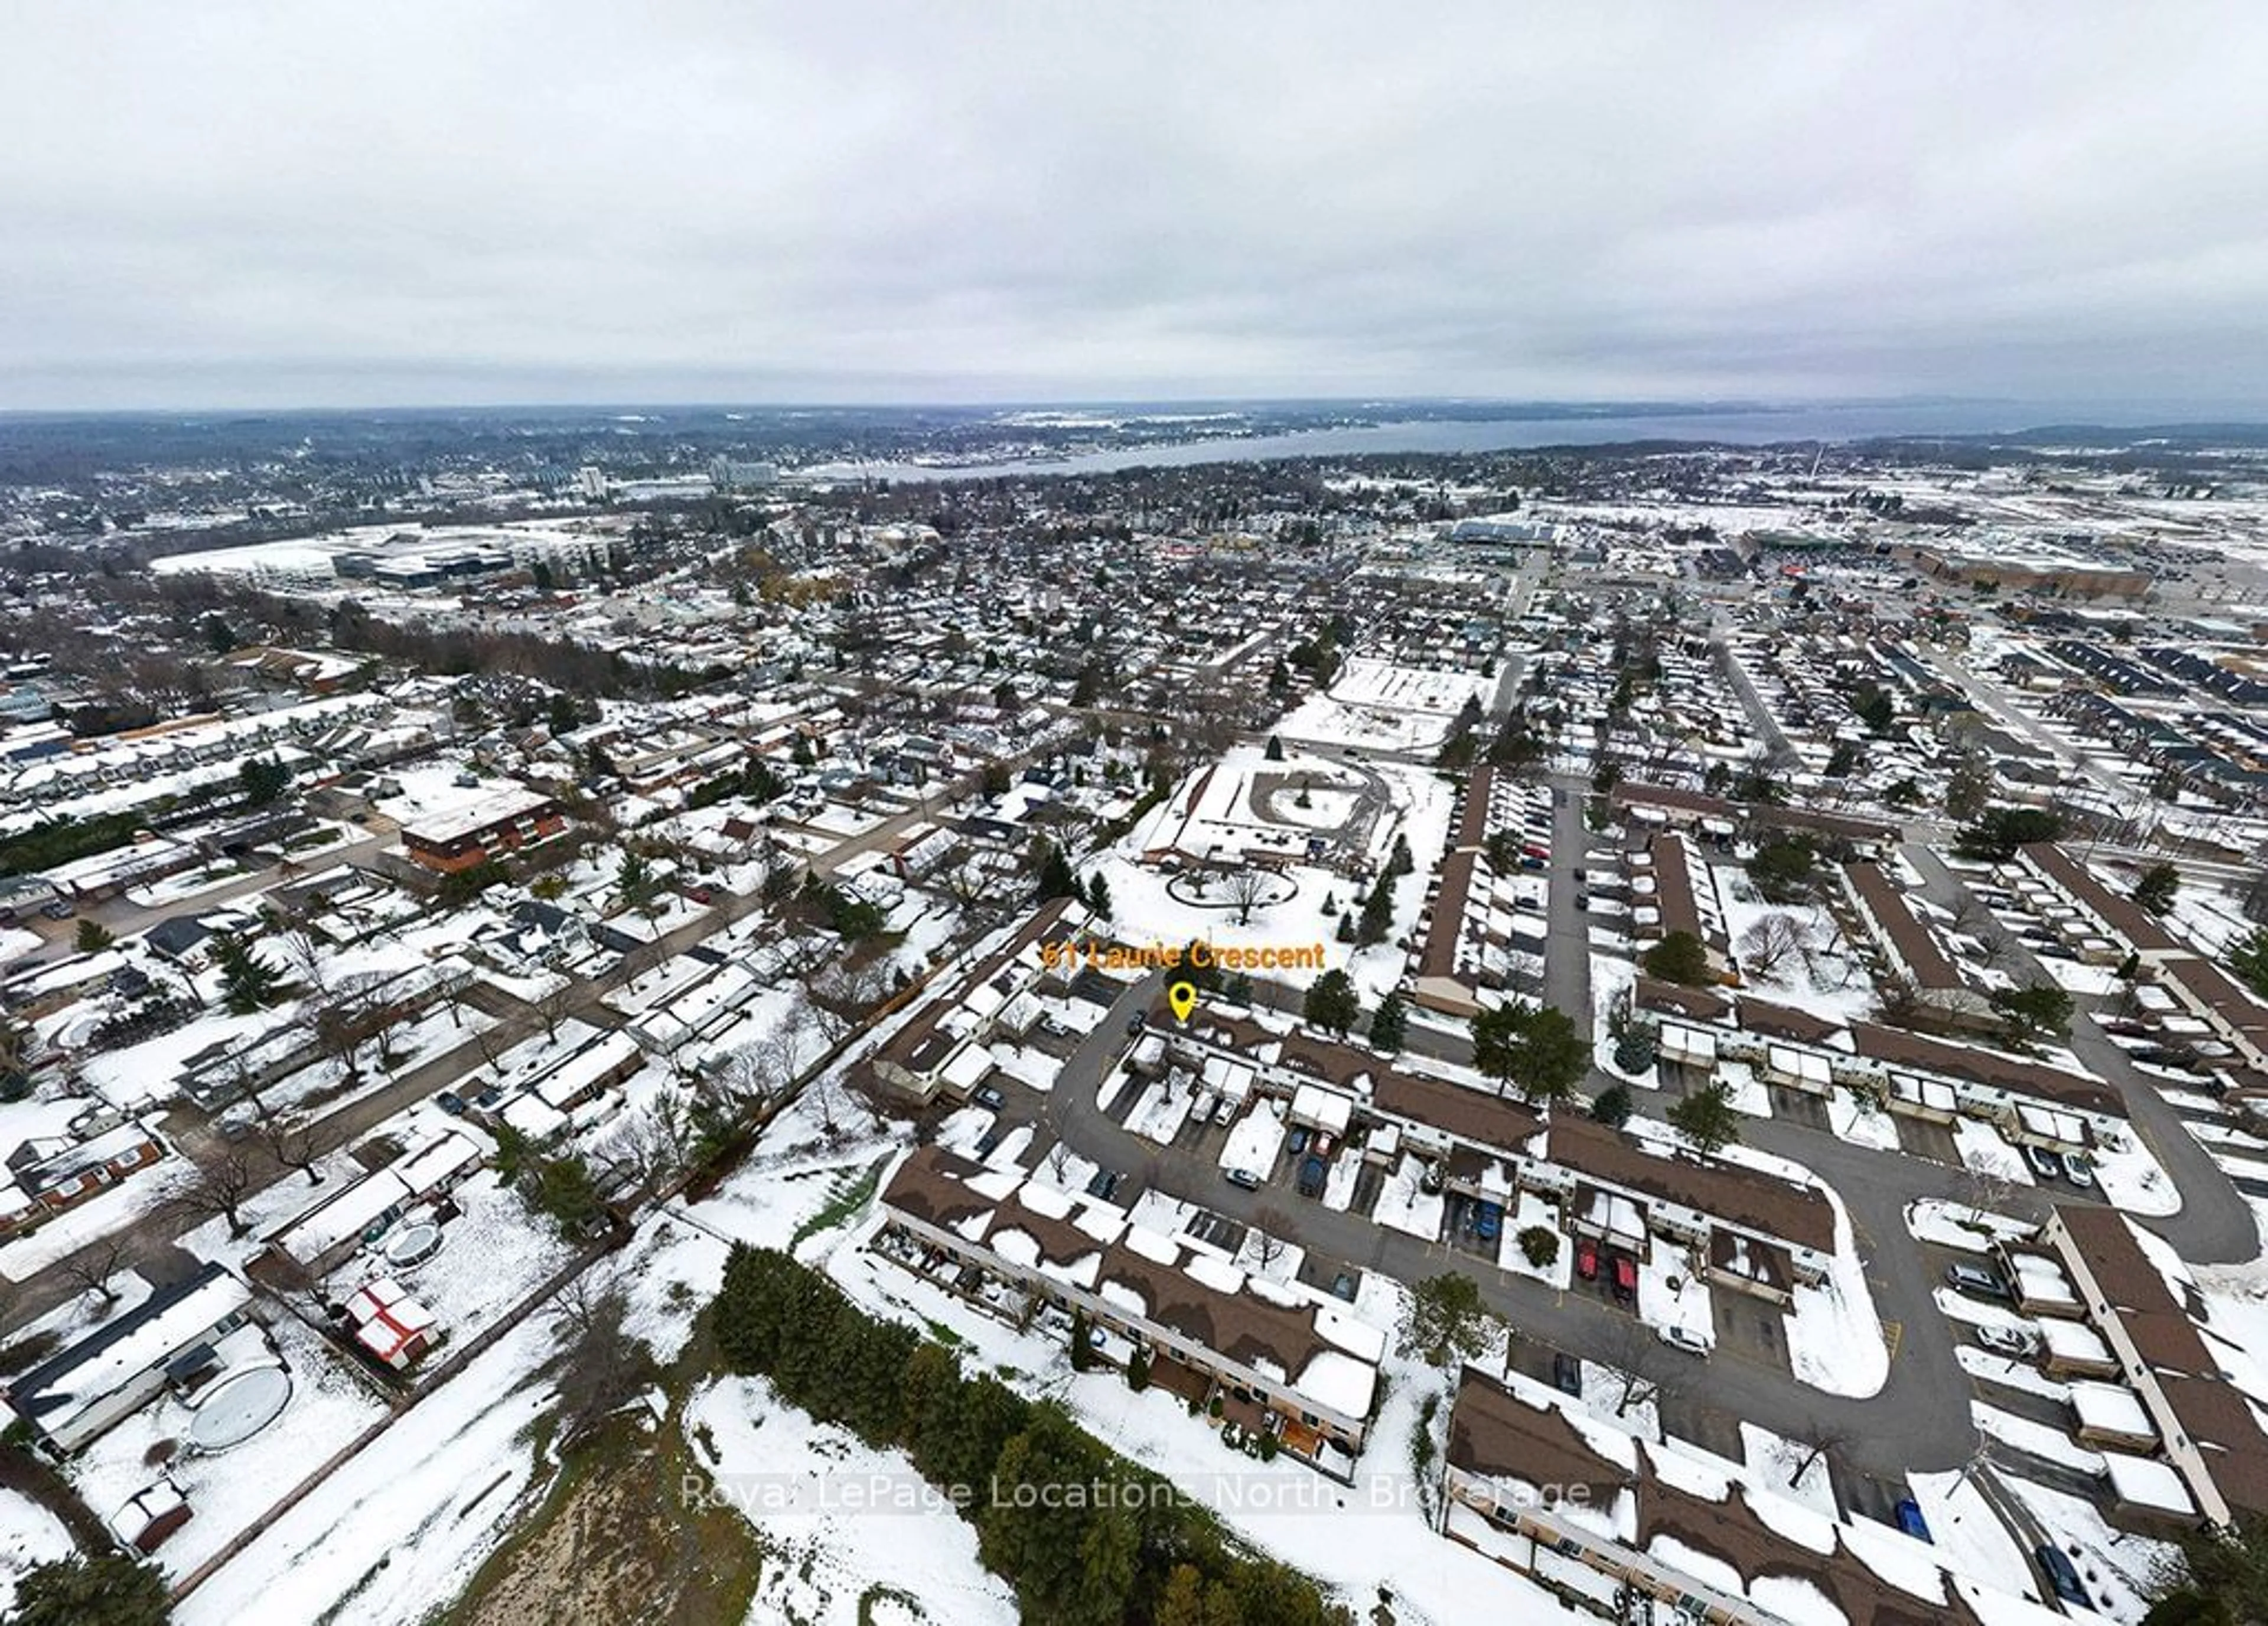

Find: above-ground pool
<box><xmin>383</xmin><ymin>1221</ymin><xmax>444</xmax><ymax>1268</ymax></box>
<box><xmin>187</xmin><ymin>1364</ymin><xmax>291</xmax><ymax>1452</ymax></box>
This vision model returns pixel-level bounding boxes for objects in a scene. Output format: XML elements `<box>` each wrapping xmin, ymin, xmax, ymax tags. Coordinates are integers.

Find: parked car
<box><xmin>1893</xmin><ymin>1499</ymin><xmax>1931</xmax><ymax>1543</ymax></box>
<box><xmin>435</xmin><ymin>1090</ymin><xmax>467</xmax><ymax>1116</ymax></box>
<box><xmin>1225</xmin><ymin>1168</ymin><xmax>1262</xmax><ymax>1191</ymax></box>
<box><xmin>2064</xmin><ymin>1153</ymin><xmax>2097</xmax><ymax>1191</ymax></box>
<box><xmin>1298</xmin><ymin>1156</ymin><xmax>1327</xmax><ymax>1197</ymax></box>
<box><xmin>214</xmin><ymin>1112</ymin><xmax>256</xmax><ymax>1143</ymax></box>
<box><xmin>1574</xmin><ymin>893</ymin><xmax>1589</xmax><ymax>911</ymax></box>
<box><xmin>2023</xmin><ymin>1144</ymin><xmax>2067</xmax><ymax>1182</ymax></box>
<box><xmin>1944</xmin><ymin>1262</ymin><xmax>2010</xmax><ymax>1299</ymax></box>
<box><xmin>1211</xmin><ymin>1094</ymin><xmax>1237</xmax><ymax>1125</ymax></box>
<box><xmin>1611</xmin><ymin>1256</ymin><xmax>1638</xmax><ymax>1303</ymax></box>
<box><xmin>1125</xmin><ymin>1012</ymin><xmax>1146</xmax><ymax>1037</ymax></box>
<box><xmin>1288</xmin><ymin>1128</ymin><xmax>1310</xmax><ymax>1155</ymax></box>
<box><xmin>975</xmin><ymin>1127</ymin><xmax>1005</xmax><ymax>1158</ymax></box>
<box><xmin>1473</xmin><ymin>1201</ymin><xmax>1503</xmax><ymax>1243</ymax></box>
<box><xmin>1657</xmin><ymin>1324</ymin><xmax>1712</xmax><ymax>1357</ymax></box>
<box><xmin>1552</xmin><ymin>1352</ymin><xmax>1583</xmax><ymax>1396</ymax></box>
<box><xmin>38</xmin><ymin>899</ymin><xmax>73</xmax><ymax>920</ymax></box>
<box><xmin>1976</xmin><ymin>1324</ymin><xmax>2035</xmax><ymax>1359</ymax></box>
<box><xmin>1576</xmin><ymin>1240</ymin><xmax>1600</xmax><ymax>1280</ymax></box>
<box><xmin>973</xmin><ymin>1084</ymin><xmax>1006</xmax><ymax>1110</ymax></box>
<box><xmin>2034</xmin><ymin>1543</ymin><xmax>2088</xmax><ymax>1606</ymax></box>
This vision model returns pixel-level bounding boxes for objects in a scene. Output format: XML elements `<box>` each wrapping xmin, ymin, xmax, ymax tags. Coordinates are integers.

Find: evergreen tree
<box><xmin>2135</xmin><ymin>861</ymin><xmax>2181</xmax><ymax>915</ymax></box>
<box><xmin>1264</xmin><ymin>735</ymin><xmax>1285</xmax><ymax>761</ymax></box>
<box><xmin>616</xmin><ymin>849</ymin><xmax>660</xmax><ymax>916</ymax></box>
<box><xmin>1400</xmin><ymin>1271</ymin><xmax>1498</xmax><ymax>1366</ymax></box>
<box><xmin>1086</xmin><ymin>872</ymin><xmax>1113</xmax><ymax>920</ymax></box>
<box><xmin>9</xmin><ymin>1553</ymin><xmax>171</xmax><ymax>1626</ymax></box>
<box><xmin>1642</xmin><ymin>930</ymin><xmax>1714</xmax><ymax>987</ymax></box>
<box><xmin>237</xmin><ymin>754</ymin><xmax>291</xmax><ymax>806</ymax></box>
<box><xmin>74</xmin><ymin>918</ymin><xmax>116</xmax><ymax>954</ymax></box>
<box><xmin>1357</xmin><ymin>876</ymin><xmax>1394</xmax><ymax>946</ymax></box>
<box><xmin>1368</xmin><ymin>990</ymin><xmax>1409</xmax><ymax>1053</ymax></box>
<box><xmin>1037</xmin><ymin>842</ymin><xmax>1079</xmax><ymax>902</ymax></box>
<box><xmin>1471</xmin><ymin>1001</ymin><xmax>1590</xmax><ymax>1104</ymax></box>
<box><xmin>211</xmin><ymin>930</ymin><xmax>282</xmax><ymax>1014</ymax></box>
<box><xmin>1302</xmin><ymin>969</ymin><xmax>1360</xmax><ymax>1035</ymax></box>
<box><xmin>1668</xmin><ymin>1080</ymin><xmax>1741</xmax><ymax>1155</ymax></box>
<box><xmin>1589</xmin><ymin>1084</ymin><xmax>1634</xmax><ymax>1128</ymax></box>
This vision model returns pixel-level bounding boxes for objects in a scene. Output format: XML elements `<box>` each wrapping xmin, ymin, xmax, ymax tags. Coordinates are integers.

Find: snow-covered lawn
<box><xmin>1826</xmin><ymin>1090</ymin><xmax>1902</xmax><ymax>1152</ymax></box>
<box><xmin>1635</xmin><ymin>1246</ymin><xmax>1713</xmax><ymax>1345</ymax></box>
<box><xmin>174</xmin><ymin>1302</ymin><xmax>563</xmax><ymax>1626</ymax></box>
<box><xmin>1907</xmin><ymin>1198</ymin><xmax>2038</xmax><ymax>1253</ymax></box>
<box><xmin>1783</xmin><ymin>1178</ymin><xmax>1890</xmax><ymax>1399</ymax></box>
<box><xmin>1499</xmin><ymin>1191</ymin><xmax>1570</xmax><ymax>1288</ymax></box>
<box><xmin>1904</xmin><ymin>1468</ymin><xmax>2039</xmax><ymax>1612</ymax></box>
<box><xmin>1125</xmin><ymin>1076</ymin><xmax>1197</xmax><ymax>1145</ymax></box>
<box><xmin>2087</xmin><ymin>1130</ymin><xmax>2178</xmax><ymax>1217</ymax></box>
<box><xmin>2001</xmin><ymin>1475</ymin><xmax>2177</xmax><ymax>1624</ymax></box>
<box><xmin>687</xmin><ymin>1374</ymin><xmax>1019</xmax><ymax>1625</ymax></box>
<box><xmin>1736</xmin><ymin>1422</ymin><xmax>1836</xmax><ymax>1520</ymax></box>
<box><xmin>73</xmin><ymin>1309</ymin><xmax>391</xmax><ymax>1586</ymax></box>
<box><xmin>0</xmin><ymin>1488</ymin><xmax>71</xmax><ymax>1615</ymax></box>
<box><xmin>1218</xmin><ymin>1097</ymin><xmax>1288</xmax><ymax>1177</ymax></box>
<box><xmin>1956</xmin><ymin>1346</ymin><xmax>2070</xmax><ymax>1402</ymax></box>
<box><xmin>1950</xmin><ymin>1117</ymin><xmax>2035</xmax><ymax>1185</ymax></box>
<box><xmin>1371</xmin><ymin>1153</ymin><xmax>1446</xmax><ymax>1242</ymax></box>
<box><xmin>1973</xmin><ymin>1405</ymin><xmax>2102</xmax><ymax>1473</ymax></box>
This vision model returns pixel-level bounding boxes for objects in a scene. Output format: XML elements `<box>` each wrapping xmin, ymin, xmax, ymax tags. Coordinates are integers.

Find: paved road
<box><xmin>14</xmin><ymin>825</ymin><xmax>400</xmax><ymax>956</ymax></box>
<box><xmin>1709</xmin><ymin>623</ymin><xmax>1798</xmax><ymax>768</ymax></box>
<box><xmin>1031</xmin><ymin>969</ymin><xmax>1986</xmax><ymax>1477</ymax></box>
<box><xmin>1901</xmin><ymin>843</ymin><xmax>2258</xmax><ymax>1266</ymax></box>
<box><xmin>1543</xmin><ymin>774</ymin><xmax>1596</xmax><ymax>1023</ymax></box>
<box><xmin>1020</xmin><ymin>828</ymin><xmax>2264</xmax><ymax>1480</ymax></box>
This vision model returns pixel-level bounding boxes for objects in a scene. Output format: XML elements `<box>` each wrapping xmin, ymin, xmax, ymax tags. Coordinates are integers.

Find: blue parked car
<box><xmin>1892</xmin><ymin>1499</ymin><xmax>1931</xmax><ymax>1543</ymax></box>
<box><xmin>2035</xmin><ymin>1544</ymin><xmax>2087</xmax><ymax>1606</ymax></box>
<box><xmin>1474</xmin><ymin>1201</ymin><xmax>1504</xmax><ymax>1242</ymax></box>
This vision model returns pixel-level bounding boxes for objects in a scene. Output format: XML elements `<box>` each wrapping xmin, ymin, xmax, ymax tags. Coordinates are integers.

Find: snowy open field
<box><xmin>1276</xmin><ymin>656</ymin><xmax>1494</xmax><ymax>751</ymax></box>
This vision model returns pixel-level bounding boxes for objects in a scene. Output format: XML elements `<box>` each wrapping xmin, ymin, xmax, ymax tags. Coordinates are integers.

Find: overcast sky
<box><xmin>4</xmin><ymin>3</ymin><xmax>2267</xmax><ymax>411</ymax></box>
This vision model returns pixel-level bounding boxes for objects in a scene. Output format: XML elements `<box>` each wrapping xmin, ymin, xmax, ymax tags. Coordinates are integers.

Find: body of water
<box><xmin>797</xmin><ymin>400</ymin><xmax>2084</xmax><ymax>484</ymax></box>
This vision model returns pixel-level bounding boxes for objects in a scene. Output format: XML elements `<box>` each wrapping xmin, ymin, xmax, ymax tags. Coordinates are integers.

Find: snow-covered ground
<box><xmin>687</xmin><ymin>1374</ymin><xmax>1020</xmax><ymax>1625</ymax></box>
<box><xmin>2002</xmin><ymin>1475</ymin><xmax>2177</xmax><ymax>1625</ymax></box>
<box><xmin>1371</xmin><ymin>1153</ymin><xmax>1446</xmax><ymax>1242</ymax></box>
<box><xmin>1276</xmin><ymin>656</ymin><xmax>1494</xmax><ymax>752</ymax></box>
<box><xmin>0</xmin><ymin>1488</ymin><xmax>71</xmax><ymax>1615</ymax></box>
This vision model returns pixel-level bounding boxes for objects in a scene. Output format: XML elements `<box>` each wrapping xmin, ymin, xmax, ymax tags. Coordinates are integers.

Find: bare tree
<box><xmin>589</xmin><ymin>1090</ymin><xmax>692</xmax><ymax>1198</ymax></box>
<box><xmin>1249</xmin><ymin>1206</ymin><xmax>1293</xmax><ymax>1271</ymax></box>
<box><xmin>1604</xmin><ymin>1315</ymin><xmax>1693</xmax><ymax>1418</ymax></box>
<box><xmin>62</xmin><ymin>1235</ymin><xmax>132</xmax><ymax>1306</ymax></box>
<box><xmin>545</xmin><ymin>1276</ymin><xmax>659</xmax><ymax>1451</ymax></box>
<box><xmin>305</xmin><ymin>969</ymin><xmax>398</xmax><ymax>1081</ymax></box>
<box><xmin>173</xmin><ymin>1152</ymin><xmax>259</xmax><ymax>1239</ymax></box>
<box><xmin>1783</xmin><ymin>1416</ymin><xmax>1852</xmax><ymax>1488</ymax></box>
<box><xmin>536</xmin><ymin>979</ymin><xmax>578</xmax><ymax>1044</ymax></box>
<box><xmin>1736</xmin><ymin>913</ymin><xmax>1810</xmax><ymax>980</ymax></box>
<box><xmin>262</xmin><ymin>1115</ymin><xmax>334</xmax><ymax>1186</ymax></box>
<box><xmin>1044</xmin><ymin>1141</ymin><xmax>1075</xmax><ymax>1182</ymax></box>
<box><xmin>1225</xmin><ymin>866</ymin><xmax>1270</xmax><ymax>926</ymax></box>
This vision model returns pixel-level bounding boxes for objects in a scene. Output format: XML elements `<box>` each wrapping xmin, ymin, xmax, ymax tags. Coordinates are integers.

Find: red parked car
<box><xmin>1612</xmin><ymin>1256</ymin><xmax>1638</xmax><ymax>1303</ymax></box>
<box><xmin>1576</xmin><ymin>1240</ymin><xmax>1599</xmax><ymax>1281</ymax></box>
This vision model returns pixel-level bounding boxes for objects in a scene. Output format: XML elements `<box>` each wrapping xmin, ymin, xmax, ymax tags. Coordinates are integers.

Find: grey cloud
<box><xmin>2</xmin><ymin>2</ymin><xmax>2266</xmax><ymax>409</ymax></box>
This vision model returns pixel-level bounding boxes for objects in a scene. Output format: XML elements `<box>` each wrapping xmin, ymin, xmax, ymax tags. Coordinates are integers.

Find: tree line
<box><xmin>711</xmin><ymin>1244</ymin><xmax>1348</xmax><ymax>1626</ymax></box>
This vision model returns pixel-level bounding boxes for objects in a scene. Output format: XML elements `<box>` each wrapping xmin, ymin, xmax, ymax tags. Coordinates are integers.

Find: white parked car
<box><xmin>1657</xmin><ymin>1325</ymin><xmax>1713</xmax><ymax>1357</ymax></box>
<box><xmin>1976</xmin><ymin>1324</ymin><xmax>2036</xmax><ymax>1360</ymax></box>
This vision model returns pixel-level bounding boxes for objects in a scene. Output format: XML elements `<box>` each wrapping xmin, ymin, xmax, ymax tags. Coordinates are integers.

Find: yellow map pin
<box><xmin>1167</xmin><ymin>980</ymin><xmax>1198</xmax><ymax>1024</ymax></box>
